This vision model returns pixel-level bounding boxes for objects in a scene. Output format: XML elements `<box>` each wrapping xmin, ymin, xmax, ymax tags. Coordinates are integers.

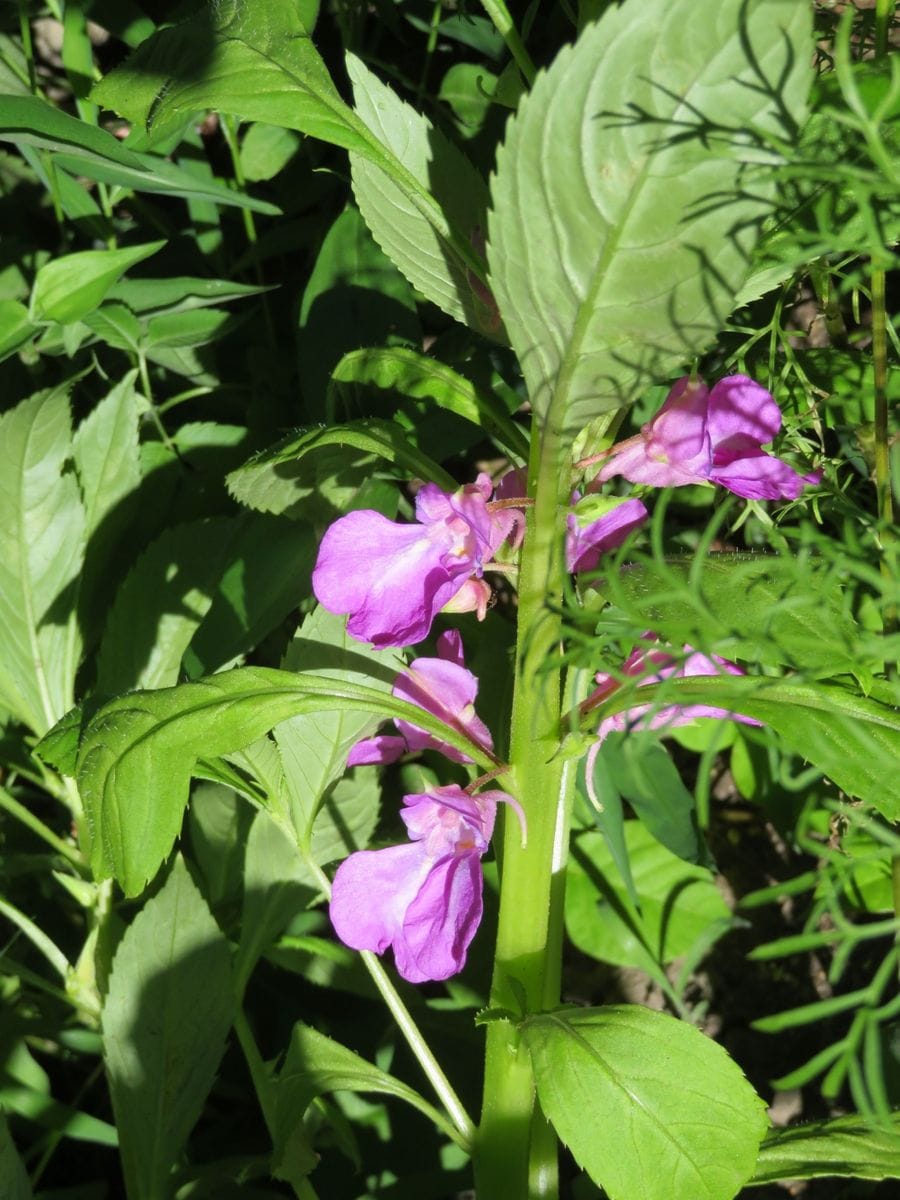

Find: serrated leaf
<box><xmin>75</xmin><ymin>666</ymin><xmax>493</xmax><ymax>895</ymax></box>
<box><xmin>329</xmin><ymin>345</ymin><xmax>529</xmax><ymax>459</ymax></box>
<box><xmin>91</xmin><ymin>0</ymin><xmax>370</xmax><ymax>153</ymax></box>
<box><xmin>31</xmin><ymin>241</ymin><xmax>165</xmax><ymax>325</ymax></box>
<box><xmin>226</xmin><ymin>418</ymin><xmax>455</xmax><ymax>520</ymax></box>
<box><xmin>597</xmin><ymin>674</ymin><xmax>900</xmax><ymax>818</ymax></box>
<box><xmin>751</xmin><ymin>1110</ymin><xmax>900</xmax><ymax>1185</ymax></box>
<box><xmin>488</xmin><ymin>0</ymin><xmax>813</xmax><ymax>432</ymax></box>
<box><xmin>0</xmin><ymin>389</ymin><xmax>85</xmax><ymax>734</ymax></box>
<box><xmin>347</xmin><ymin>54</ymin><xmax>495</xmax><ymax>333</ymax></box>
<box><xmin>103</xmin><ymin>856</ymin><xmax>233</xmax><ymax>1200</ymax></box>
<box><xmin>523</xmin><ymin>1005</ymin><xmax>768</xmax><ymax>1200</ymax></box>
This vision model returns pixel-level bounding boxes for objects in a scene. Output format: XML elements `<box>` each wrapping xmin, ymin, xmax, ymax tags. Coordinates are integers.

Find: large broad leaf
<box><xmin>0</xmin><ymin>94</ymin><xmax>278</xmax><ymax>213</ymax></box>
<box><xmin>0</xmin><ymin>389</ymin><xmax>85</xmax><ymax>734</ymax></box>
<box><xmin>487</xmin><ymin>0</ymin><xmax>812</xmax><ymax>432</ymax></box>
<box><xmin>273</xmin><ymin>606</ymin><xmax>402</xmax><ymax>844</ymax></box>
<box><xmin>522</xmin><ymin>1005</ymin><xmax>768</xmax><ymax>1200</ymax></box>
<box><xmin>347</xmin><ymin>54</ymin><xmax>494</xmax><ymax>332</ymax></box>
<box><xmin>566</xmin><ymin>825</ymin><xmax>730</xmax><ymax>972</ymax></box>
<box><xmin>75</xmin><ymin>666</ymin><xmax>494</xmax><ymax>895</ymax></box>
<box><xmin>751</xmin><ymin>1111</ymin><xmax>900</xmax><ymax>1185</ymax></box>
<box><xmin>593</xmin><ymin>674</ymin><xmax>900</xmax><ymax>818</ymax></box>
<box><xmin>91</xmin><ymin>0</ymin><xmax>372</xmax><ymax>153</ymax></box>
<box><xmin>103</xmin><ymin>856</ymin><xmax>233</xmax><ymax>1200</ymax></box>
<box><xmin>226</xmin><ymin>418</ymin><xmax>456</xmax><ymax>519</ymax></box>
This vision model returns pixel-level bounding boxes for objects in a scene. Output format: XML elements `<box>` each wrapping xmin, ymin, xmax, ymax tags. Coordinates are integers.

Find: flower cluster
<box><xmin>314</xmin><ymin>373</ymin><xmax>815</xmax><ymax>984</ymax></box>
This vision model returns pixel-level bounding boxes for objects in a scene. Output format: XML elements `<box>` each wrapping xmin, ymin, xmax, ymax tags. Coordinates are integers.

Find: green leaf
<box><xmin>188</xmin><ymin>783</ymin><xmax>254</xmax><ymax>911</ymax></box>
<box><xmin>273</xmin><ymin>605</ymin><xmax>402</xmax><ymax>843</ymax></box>
<box><xmin>601</xmin><ymin>674</ymin><xmax>900</xmax><ymax>818</ymax></box>
<box><xmin>0</xmin><ymin>95</ymin><xmax>275</xmax><ymax>210</ymax></box>
<box><xmin>0</xmin><ymin>389</ymin><xmax>85</xmax><ymax>734</ymax></box>
<box><xmin>298</xmin><ymin>205</ymin><xmax>420</xmax><ymax>419</ymax></box>
<box><xmin>240</xmin><ymin>122</ymin><xmax>301</xmax><ymax>181</ymax></box>
<box><xmin>0</xmin><ymin>1114</ymin><xmax>34</xmax><ymax>1200</ymax></box>
<box><xmin>76</xmin><ymin>666</ymin><xmax>493</xmax><ymax>895</ymax></box>
<box><xmin>0</xmin><ymin>1083</ymin><xmax>117</xmax><ymax>1147</ymax></box>
<box><xmin>31</xmin><ymin>241</ymin><xmax>165</xmax><ymax>325</ymax></box>
<box><xmin>751</xmin><ymin>1110</ymin><xmax>900</xmax><ymax>1185</ymax></box>
<box><xmin>607</xmin><ymin>553</ymin><xmax>875</xmax><ymax>682</ymax></box>
<box><xmin>0</xmin><ymin>299</ymin><xmax>35</xmax><ymax>361</ymax></box>
<box><xmin>227</xmin><ymin>418</ymin><xmax>456</xmax><ymax>519</ymax></box>
<box><xmin>566</xmin><ymin>826</ymin><xmax>730</xmax><ymax>972</ymax></box>
<box><xmin>107</xmin><ymin>275</ymin><xmax>271</xmax><ymax>318</ymax></box>
<box><xmin>329</xmin><ymin>346</ymin><xmax>529</xmax><ymax>460</ymax></box>
<box><xmin>103</xmin><ymin>856</ymin><xmax>233</xmax><ymax>1200</ymax></box>
<box><xmin>91</xmin><ymin>0</ymin><xmax>371</xmax><ymax>153</ymax></box>
<box><xmin>523</xmin><ymin>1005</ymin><xmax>768</xmax><ymax>1200</ymax></box>
<box><xmin>487</xmin><ymin>0</ymin><xmax>813</xmax><ymax>431</ymax></box>
<box><xmin>274</xmin><ymin>1022</ymin><xmax>462</xmax><ymax>1171</ymax></box>
<box><xmin>347</xmin><ymin>54</ymin><xmax>495</xmax><ymax>333</ymax></box>
<box><xmin>236</xmin><ymin>809</ymin><xmax>316</xmax><ymax>993</ymax></box>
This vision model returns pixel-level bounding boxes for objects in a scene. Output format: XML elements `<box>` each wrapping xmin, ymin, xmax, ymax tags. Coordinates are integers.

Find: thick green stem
<box><xmin>475</xmin><ymin>425</ymin><xmax>570</xmax><ymax>1199</ymax></box>
<box><xmin>479</xmin><ymin>0</ymin><xmax>537</xmax><ymax>86</ymax></box>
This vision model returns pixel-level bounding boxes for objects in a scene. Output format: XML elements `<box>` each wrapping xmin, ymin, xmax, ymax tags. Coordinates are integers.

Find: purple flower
<box><xmin>566</xmin><ymin>497</ymin><xmax>648</xmax><ymax>574</ymax></box>
<box><xmin>312</xmin><ymin>474</ymin><xmax>522</xmax><ymax>648</ymax></box>
<box><xmin>348</xmin><ymin>630</ymin><xmax>493</xmax><ymax>766</ymax></box>
<box><xmin>584</xmin><ymin>637</ymin><xmax>761</xmax><ymax>804</ymax></box>
<box><xmin>329</xmin><ymin>784</ymin><xmax>514</xmax><ymax>983</ymax></box>
<box><xmin>594</xmin><ymin>375</ymin><xmax>819</xmax><ymax>501</ymax></box>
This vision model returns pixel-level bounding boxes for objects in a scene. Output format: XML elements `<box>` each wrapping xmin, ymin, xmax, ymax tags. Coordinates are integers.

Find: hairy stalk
<box><xmin>475</xmin><ymin>423</ymin><xmax>569</xmax><ymax>1199</ymax></box>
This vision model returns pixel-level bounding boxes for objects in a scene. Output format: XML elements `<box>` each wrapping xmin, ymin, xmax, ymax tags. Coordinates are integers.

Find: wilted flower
<box><xmin>312</xmin><ymin>474</ymin><xmax>522</xmax><ymax>648</ymax></box>
<box><xmin>348</xmin><ymin>630</ymin><xmax>493</xmax><ymax>766</ymax></box>
<box><xmin>330</xmin><ymin>785</ymin><xmax>518</xmax><ymax>983</ymax></box>
<box><xmin>593</xmin><ymin>375</ymin><xmax>819</xmax><ymax>501</ymax></box>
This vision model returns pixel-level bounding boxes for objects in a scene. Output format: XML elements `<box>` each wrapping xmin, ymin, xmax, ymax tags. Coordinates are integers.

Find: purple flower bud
<box><xmin>566</xmin><ymin>497</ymin><xmax>649</xmax><ymax>573</ymax></box>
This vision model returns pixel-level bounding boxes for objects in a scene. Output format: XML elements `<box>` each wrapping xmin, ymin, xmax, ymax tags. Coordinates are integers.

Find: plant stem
<box><xmin>0</xmin><ymin>896</ymin><xmax>70</xmax><ymax>979</ymax></box>
<box><xmin>475</xmin><ymin>423</ymin><xmax>569</xmax><ymax>1199</ymax></box>
<box><xmin>304</xmin><ymin>859</ymin><xmax>476</xmax><ymax>1149</ymax></box>
<box><xmin>0</xmin><ymin>784</ymin><xmax>85</xmax><ymax>869</ymax></box>
<box><xmin>479</xmin><ymin>0</ymin><xmax>537</xmax><ymax>86</ymax></box>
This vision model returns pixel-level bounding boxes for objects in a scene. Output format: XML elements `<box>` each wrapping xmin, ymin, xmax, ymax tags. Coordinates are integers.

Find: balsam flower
<box><xmin>594</xmin><ymin>375</ymin><xmax>819</xmax><ymax>501</ymax></box>
<box><xmin>330</xmin><ymin>784</ymin><xmax>515</xmax><ymax>983</ymax></box>
<box><xmin>566</xmin><ymin>496</ymin><xmax>648</xmax><ymax>574</ymax></box>
<box><xmin>313</xmin><ymin>474</ymin><xmax>522</xmax><ymax>648</ymax></box>
<box><xmin>584</xmin><ymin>637</ymin><xmax>760</xmax><ymax>803</ymax></box>
<box><xmin>348</xmin><ymin>630</ymin><xmax>493</xmax><ymax>766</ymax></box>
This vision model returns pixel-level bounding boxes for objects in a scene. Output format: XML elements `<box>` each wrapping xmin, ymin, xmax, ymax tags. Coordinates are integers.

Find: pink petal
<box><xmin>392</xmin><ymin>854</ymin><xmax>484</xmax><ymax>983</ymax></box>
<box><xmin>567</xmin><ymin>498</ymin><xmax>648</xmax><ymax>573</ymax></box>
<box><xmin>394</xmin><ymin>656</ymin><xmax>493</xmax><ymax>763</ymax></box>
<box><xmin>706</xmin><ymin>375</ymin><xmax>782</xmax><ymax>449</ymax></box>
<box><xmin>346</xmin><ymin>735</ymin><xmax>408</xmax><ymax>766</ymax></box>
<box><xmin>330</xmin><ymin>843</ymin><xmax>432</xmax><ymax>955</ymax></box>
<box><xmin>312</xmin><ymin>509</ymin><xmax>468</xmax><ymax>647</ymax></box>
<box><xmin>710</xmin><ymin>452</ymin><xmax>812</xmax><ymax>501</ymax></box>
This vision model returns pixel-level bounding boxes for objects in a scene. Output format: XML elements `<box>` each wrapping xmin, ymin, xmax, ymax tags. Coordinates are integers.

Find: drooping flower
<box><xmin>312</xmin><ymin>474</ymin><xmax>522</xmax><ymax>648</ymax></box>
<box><xmin>566</xmin><ymin>496</ymin><xmax>648</xmax><ymax>574</ymax></box>
<box><xmin>593</xmin><ymin>375</ymin><xmax>819</xmax><ymax>501</ymax></box>
<box><xmin>330</xmin><ymin>785</ymin><xmax>516</xmax><ymax>983</ymax></box>
<box><xmin>584</xmin><ymin>637</ymin><xmax>761</xmax><ymax>803</ymax></box>
<box><xmin>348</xmin><ymin>630</ymin><xmax>493</xmax><ymax>766</ymax></box>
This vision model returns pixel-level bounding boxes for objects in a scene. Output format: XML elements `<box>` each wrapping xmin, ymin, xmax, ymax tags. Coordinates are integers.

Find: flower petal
<box><xmin>567</xmin><ymin>498</ymin><xmax>648</xmax><ymax>573</ymax></box>
<box><xmin>329</xmin><ymin>843</ymin><xmax>431</xmax><ymax>955</ymax></box>
<box><xmin>394</xmin><ymin>655</ymin><xmax>493</xmax><ymax>762</ymax></box>
<box><xmin>706</xmin><ymin>375</ymin><xmax>781</xmax><ymax>449</ymax></box>
<box><xmin>392</xmin><ymin>853</ymin><xmax>484</xmax><ymax>983</ymax></box>
<box><xmin>710</xmin><ymin>452</ymin><xmax>813</xmax><ymax>501</ymax></box>
<box><xmin>346</xmin><ymin>735</ymin><xmax>408</xmax><ymax>766</ymax></box>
